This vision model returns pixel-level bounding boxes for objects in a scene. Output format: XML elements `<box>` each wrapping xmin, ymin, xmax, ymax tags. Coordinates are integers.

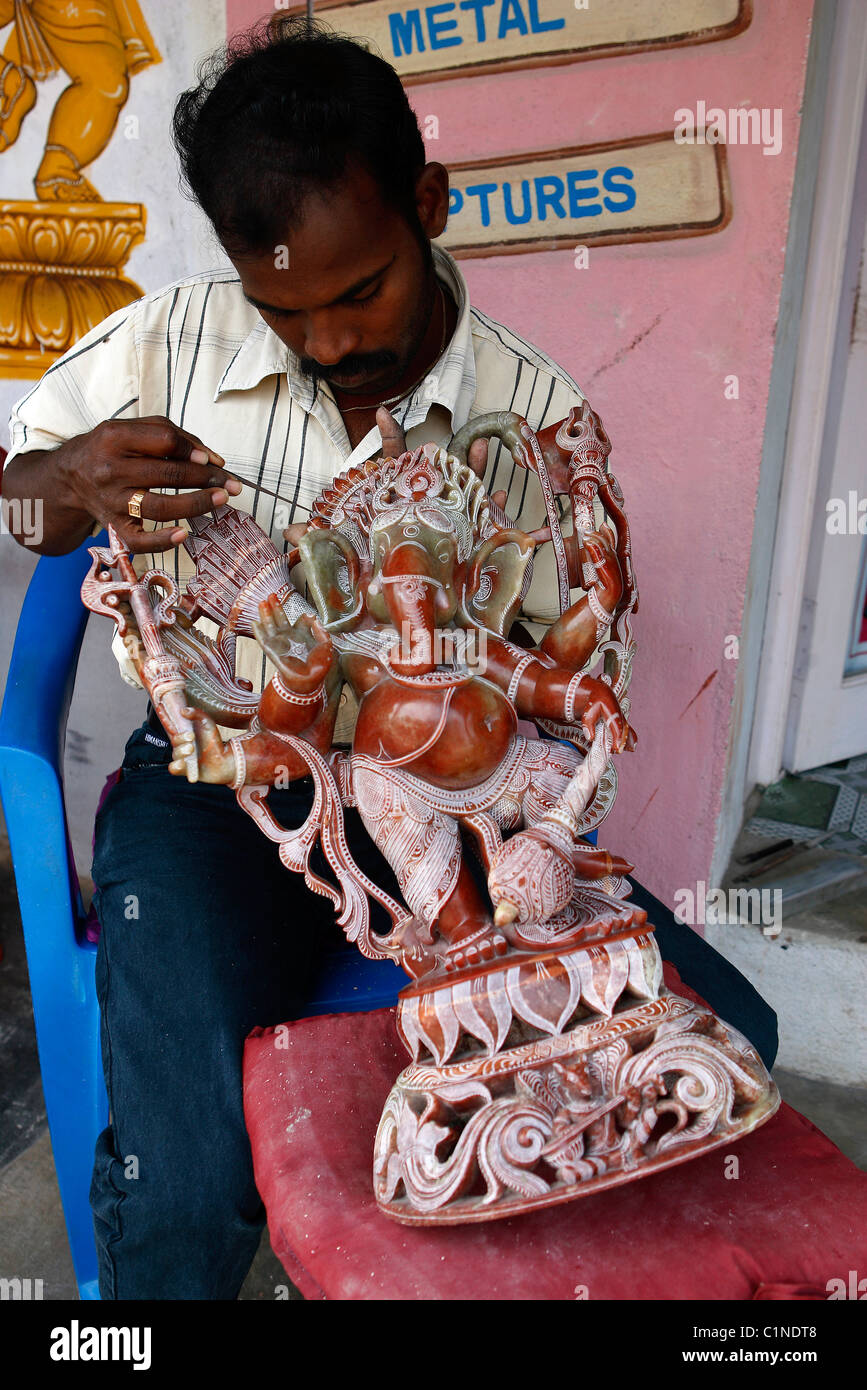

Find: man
<box><xmin>3</xmin><ymin>19</ymin><xmax>776</xmax><ymax>1299</ymax></box>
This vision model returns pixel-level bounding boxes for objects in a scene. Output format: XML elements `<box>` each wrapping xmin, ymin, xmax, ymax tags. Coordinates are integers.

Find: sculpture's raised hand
<box><xmin>252</xmin><ymin>597</ymin><xmax>334</xmax><ymax>692</ymax></box>
<box><xmin>579</xmin><ymin>524</ymin><xmax>623</xmax><ymax>611</ymax></box>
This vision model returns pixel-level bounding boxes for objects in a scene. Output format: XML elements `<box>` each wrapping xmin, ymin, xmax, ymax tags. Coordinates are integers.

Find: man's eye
<box><xmin>349</xmin><ymin>283</ymin><xmax>383</xmax><ymax>309</ymax></box>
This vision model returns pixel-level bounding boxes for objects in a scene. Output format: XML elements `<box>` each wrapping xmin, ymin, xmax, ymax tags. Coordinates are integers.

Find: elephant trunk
<box><xmin>381</xmin><ymin>543</ymin><xmax>439</xmax><ymax>676</ymax></box>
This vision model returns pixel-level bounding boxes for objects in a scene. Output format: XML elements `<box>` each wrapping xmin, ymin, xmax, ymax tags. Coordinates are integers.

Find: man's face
<box><xmin>228</xmin><ymin>162</ymin><xmax>449</xmax><ymax>395</ymax></box>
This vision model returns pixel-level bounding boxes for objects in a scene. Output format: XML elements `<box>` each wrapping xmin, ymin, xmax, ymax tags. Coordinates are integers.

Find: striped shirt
<box><xmin>6</xmin><ymin>246</ymin><xmax>588</xmax><ymax>733</ymax></box>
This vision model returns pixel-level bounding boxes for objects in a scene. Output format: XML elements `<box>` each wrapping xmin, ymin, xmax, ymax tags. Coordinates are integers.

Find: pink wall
<box><xmin>227</xmin><ymin>0</ymin><xmax>815</xmax><ymax>906</ymax></box>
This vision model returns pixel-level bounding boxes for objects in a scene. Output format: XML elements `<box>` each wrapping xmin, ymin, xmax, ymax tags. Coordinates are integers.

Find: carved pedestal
<box><xmin>0</xmin><ymin>200</ymin><xmax>145</xmax><ymax>375</ymax></box>
<box><xmin>374</xmin><ymin>906</ymin><xmax>779</xmax><ymax>1224</ymax></box>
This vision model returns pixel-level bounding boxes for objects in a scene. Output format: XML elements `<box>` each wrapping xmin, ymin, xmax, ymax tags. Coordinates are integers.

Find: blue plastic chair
<box><xmin>0</xmin><ymin>532</ymin><xmax>405</xmax><ymax>1299</ymax></box>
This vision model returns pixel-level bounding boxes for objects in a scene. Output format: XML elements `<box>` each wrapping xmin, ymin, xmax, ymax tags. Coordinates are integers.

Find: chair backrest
<box><xmin>0</xmin><ymin>532</ymin><xmax>110</xmax><ymax>1301</ymax></box>
<box><xmin>1</xmin><ymin>534</ymin><xmax>106</xmax><ymax>925</ymax></box>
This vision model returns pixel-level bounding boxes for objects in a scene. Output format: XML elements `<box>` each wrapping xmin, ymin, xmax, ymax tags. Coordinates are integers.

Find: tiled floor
<box><xmin>747</xmin><ymin>754</ymin><xmax>867</xmax><ymax>856</ymax></box>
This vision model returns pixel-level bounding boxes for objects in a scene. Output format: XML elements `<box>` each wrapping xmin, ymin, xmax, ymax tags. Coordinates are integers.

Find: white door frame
<box><xmin>750</xmin><ymin>1</ymin><xmax>867</xmax><ymax>781</ymax></box>
<box><xmin>711</xmin><ymin>0</ymin><xmax>867</xmax><ymax>884</ymax></box>
<box><xmin>785</xmin><ymin>189</ymin><xmax>867</xmax><ymax>769</ymax></box>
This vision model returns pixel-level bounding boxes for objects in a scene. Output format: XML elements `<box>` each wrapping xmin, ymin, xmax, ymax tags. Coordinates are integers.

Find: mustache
<box><xmin>299</xmin><ymin>348</ymin><xmax>400</xmax><ymax>382</ymax></box>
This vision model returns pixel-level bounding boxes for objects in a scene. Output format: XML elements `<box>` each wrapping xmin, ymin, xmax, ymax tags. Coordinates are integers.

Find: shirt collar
<box><xmin>214</xmin><ymin>315</ymin><xmax>290</xmax><ymax>399</ymax></box>
<box><xmin>214</xmin><ymin>245</ymin><xmax>476</xmax><ymax>441</ymax></box>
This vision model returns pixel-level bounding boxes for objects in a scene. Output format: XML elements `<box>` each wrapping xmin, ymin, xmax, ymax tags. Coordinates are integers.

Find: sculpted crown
<box><xmin>309</xmin><ymin>443</ymin><xmax>496</xmax><ymax>563</ymax></box>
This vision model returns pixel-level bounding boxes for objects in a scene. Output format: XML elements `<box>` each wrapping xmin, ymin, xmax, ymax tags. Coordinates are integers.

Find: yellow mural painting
<box><xmin>0</xmin><ymin>0</ymin><xmax>160</xmax><ymax>376</ymax></box>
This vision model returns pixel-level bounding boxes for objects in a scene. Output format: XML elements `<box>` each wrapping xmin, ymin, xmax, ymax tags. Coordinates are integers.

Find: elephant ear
<box><xmin>462</xmin><ymin>530</ymin><xmax>536</xmax><ymax>636</ymax></box>
<box><xmin>298</xmin><ymin>528</ymin><xmax>363</xmax><ymax>631</ymax></box>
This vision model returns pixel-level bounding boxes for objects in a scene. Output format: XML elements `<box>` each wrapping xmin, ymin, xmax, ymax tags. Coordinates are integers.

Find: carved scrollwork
<box><xmin>375</xmin><ymin>992</ymin><xmax>780</xmax><ymax>1222</ymax></box>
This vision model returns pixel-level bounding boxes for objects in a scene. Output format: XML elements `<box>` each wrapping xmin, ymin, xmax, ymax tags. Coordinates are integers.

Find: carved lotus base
<box><xmin>0</xmin><ymin>200</ymin><xmax>145</xmax><ymax>375</ymax></box>
<box><xmin>374</xmin><ymin>932</ymin><xmax>779</xmax><ymax>1224</ymax></box>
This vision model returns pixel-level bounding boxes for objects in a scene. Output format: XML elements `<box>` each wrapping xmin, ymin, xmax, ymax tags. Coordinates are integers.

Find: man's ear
<box><xmin>415</xmin><ymin>163</ymin><xmax>450</xmax><ymax>240</ymax></box>
<box><xmin>461</xmin><ymin>530</ymin><xmax>537</xmax><ymax>636</ymax></box>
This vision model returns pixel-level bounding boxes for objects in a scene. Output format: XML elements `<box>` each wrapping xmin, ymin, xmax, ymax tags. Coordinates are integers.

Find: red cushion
<box><xmin>243</xmin><ymin>964</ymin><xmax>867</xmax><ymax>1301</ymax></box>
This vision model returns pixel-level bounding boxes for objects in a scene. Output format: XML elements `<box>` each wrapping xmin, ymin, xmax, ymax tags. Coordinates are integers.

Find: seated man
<box><xmin>2</xmin><ymin>18</ymin><xmax>776</xmax><ymax>1299</ymax></box>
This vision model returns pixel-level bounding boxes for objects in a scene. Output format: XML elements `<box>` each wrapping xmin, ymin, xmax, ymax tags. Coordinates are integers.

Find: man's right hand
<box><xmin>3</xmin><ymin>415</ymin><xmax>241</xmax><ymax>555</ymax></box>
<box><xmin>59</xmin><ymin>416</ymin><xmax>243</xmax><ymax>552</ymax></box>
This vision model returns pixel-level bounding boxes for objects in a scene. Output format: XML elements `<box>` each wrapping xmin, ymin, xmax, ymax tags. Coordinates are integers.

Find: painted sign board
<box><xmin>437</xmin><ymin>132</ymin><xmax>731</xmax><ymax>257</ymax></box>
<box><xmin>278</xmin><ymin>0</ymin><xmax>751</xmax><ymax>83</ymax></box>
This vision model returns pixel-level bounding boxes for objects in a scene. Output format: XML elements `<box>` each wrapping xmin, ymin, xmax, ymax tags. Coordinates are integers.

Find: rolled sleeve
<box><xmin>5</xmin><ymin>300</ymin><xmax>141</xmax><ymax>468</ymax></box>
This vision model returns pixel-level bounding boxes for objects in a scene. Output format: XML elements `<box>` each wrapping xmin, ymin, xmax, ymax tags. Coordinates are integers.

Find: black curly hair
<box><xmin>172</xmin><ymin>16</ymin><xmax>427</xmax><ymax>255</ymax></box>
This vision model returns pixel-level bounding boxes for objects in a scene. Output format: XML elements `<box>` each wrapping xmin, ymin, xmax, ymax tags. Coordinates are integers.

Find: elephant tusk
<box><xmin>493</xmin><ymin>900</ymin><xmax>519</xmax><ymax>928</ymax></box>
<box><xmin>527</xmin><ymin>525</ymin><xmax>552</xmax><ymax>547</ymax></box>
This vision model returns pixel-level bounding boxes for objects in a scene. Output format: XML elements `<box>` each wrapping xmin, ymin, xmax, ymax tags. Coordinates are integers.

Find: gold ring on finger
<box><xmin>128</xmin><ymin>489</ymin><xmax>146</xmax><ymax>519</ymax></box>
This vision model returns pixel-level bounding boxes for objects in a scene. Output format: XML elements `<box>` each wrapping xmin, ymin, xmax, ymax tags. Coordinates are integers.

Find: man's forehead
<box><xmin>230</xmin><ymin>169</ymin><xmax>403</xmax><ymax>308</ymax></box>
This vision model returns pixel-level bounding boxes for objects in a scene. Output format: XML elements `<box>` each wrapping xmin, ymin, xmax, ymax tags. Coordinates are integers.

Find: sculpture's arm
<box><xmin>540</xmin><ymin>525</ymin><xmax>624</xmax><ymax>671</ymax></box>
<box><xmin>482</xmin><ymin>636</ymin><xmax>635</xmax><ymax>753</ymax></box>
<box><xmin>518</xmin><ymin>664</ymin><xmax>634</xmax><ymax>753</ymax></box>
<box><xmin>166</xmin><ymin>597</ymin><xmax>344</xmax><ymax>784</ymax></box>
<box><xmin>168</xmin><ymin>708</ymin><xmax>339</xmax><ymax>786</ymax></box>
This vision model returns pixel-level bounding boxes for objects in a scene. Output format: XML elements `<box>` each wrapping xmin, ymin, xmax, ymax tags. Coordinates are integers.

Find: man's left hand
<box><xmin>376</xmin><ymin>406</ymin><xmax>490</xmax><ymax>479</ymax></box>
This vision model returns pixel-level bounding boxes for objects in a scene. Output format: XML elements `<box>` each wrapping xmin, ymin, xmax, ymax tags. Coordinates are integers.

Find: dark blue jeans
<box><xmin>90</xmin><ymin>713</ymin><xmax>777</xmax><ymax>1300</ymax></box>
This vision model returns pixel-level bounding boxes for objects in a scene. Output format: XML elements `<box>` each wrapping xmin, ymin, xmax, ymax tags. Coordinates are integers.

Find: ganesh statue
<box><xmin>81</xmin><ymin>401</ymin><xmax>779</xmax><ymax>1224</ymax></box>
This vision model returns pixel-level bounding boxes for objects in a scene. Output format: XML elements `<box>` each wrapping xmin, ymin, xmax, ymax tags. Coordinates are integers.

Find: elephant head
<box><xmin>364</xmin><ymin>500</ymin><xmax>461</xmax><ymax>675</ymax></box>
<box><xmin>299</xmin><ymin>444</ymin><xmax>540</xmax><ymax>672</ymax></box>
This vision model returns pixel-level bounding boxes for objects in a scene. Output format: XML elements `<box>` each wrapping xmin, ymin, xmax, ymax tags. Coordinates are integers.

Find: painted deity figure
<box><xmin>0</xmin><ymin>0</ymin><xmax>159</xmax><ymax>199</ymax></box>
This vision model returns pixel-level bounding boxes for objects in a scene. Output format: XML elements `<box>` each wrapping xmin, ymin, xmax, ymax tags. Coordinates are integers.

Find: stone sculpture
<box><xmin>81</xmin><ymin>401</ymin><xmax>780</xmax><ymax>1224</ymax></box>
